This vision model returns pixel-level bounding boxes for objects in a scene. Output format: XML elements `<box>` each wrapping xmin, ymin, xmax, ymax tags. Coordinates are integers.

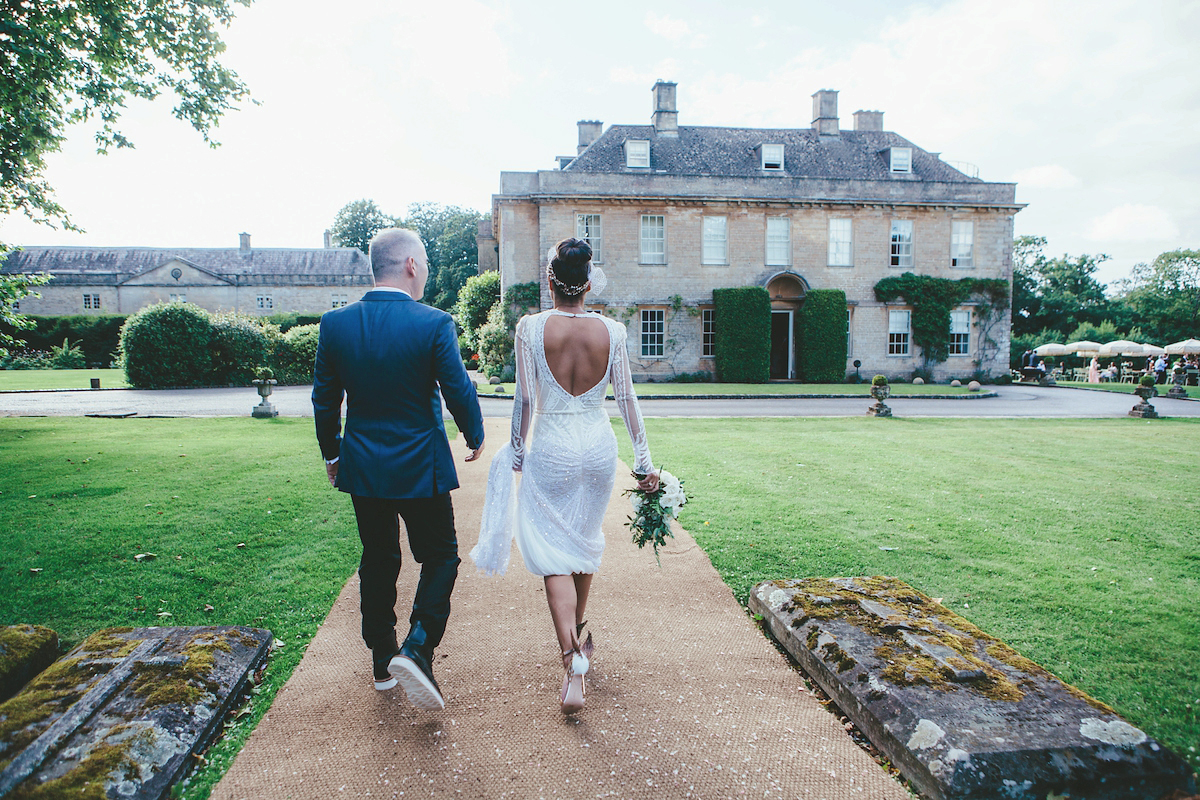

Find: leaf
<box><xmin>236</xmin><ymin>542</ymin><xmax>246</xmax><ymax>548</ymax></box>
<box><xmin>134</xmin><ymin>552</ymin><xmax>157</xmax><ymax>561</ymax></box>
<box><xmin>272</xmin><ymin>638</ymin><xmax>285</xmax><ymax>649</ymax></box>
<box><xmin>156</xmin><ymin>611</ymin><xmax>173</xmax><ymax>618</ymax></box>
<box><xmin>29</xmin><ymin>567</ymin><xmax>43</xmax><ymax>574</ymax></box>
<box><xmin>203</xmin><ymin>604</ymin><xmax>214</xmax><ymax>612</ymax></box>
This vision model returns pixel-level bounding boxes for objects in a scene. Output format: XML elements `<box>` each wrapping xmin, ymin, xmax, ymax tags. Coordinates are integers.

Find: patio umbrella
<box><xmin>1065</xmin><ymin>340</ymin><xmax>1102</xmax><ymax>355</ymax></box>
<box><xmin>1033</xmin><ymin>342</ymin><xmax>1068</xmax><ymax>356</ymax></box>
<box><xmin>1140</xmin><ymin>343</ymin><xmax>1166</xmax><ymax>357</ymax></box>
<box><xmin>1164</xmin><ymin>338</ymin><xmax>1200</xmax><ymax>354</ymax></box>
<box><xmin>1098</xmin><ymin>340</ymin><xmax>1146</xmax><ymax>357</ymax></box>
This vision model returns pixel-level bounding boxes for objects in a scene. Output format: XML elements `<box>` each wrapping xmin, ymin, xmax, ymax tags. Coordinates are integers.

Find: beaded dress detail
<box><xmin>471</xmin><ymin>310</ymin><xmax>653</xmax><ymax>576</ymax></box>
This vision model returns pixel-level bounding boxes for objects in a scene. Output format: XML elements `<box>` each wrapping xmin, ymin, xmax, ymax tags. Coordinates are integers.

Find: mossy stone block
<box><xmin>0</xmin><ymin>625</ymin><xmax>59</xmax><ymax>703</ymax></box>
<box><xmin>750</xmin><ymin>577</ymin><xmax>1195</xmax><ymax>800</ymax></box>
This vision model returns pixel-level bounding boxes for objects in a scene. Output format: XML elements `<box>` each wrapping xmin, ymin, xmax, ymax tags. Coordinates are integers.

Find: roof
<box><xmin>563</xmin><ymin>125</ymin><xmax>977</xmax><ymax>183</ymax></box>
<box><xmin>1</xmin><ymin>246</ymin><xmax>371</xmax><ymax>280</ymax></box>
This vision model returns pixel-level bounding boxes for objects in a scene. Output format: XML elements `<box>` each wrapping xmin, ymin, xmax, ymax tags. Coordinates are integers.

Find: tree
<box><xmin>399</xmin><ymin>203</ymin><xmax>486</xmax><ymax>311</ymax></box>
<box><xmin>0</xmin><ymin>273</ymin><xmax>53</xmax><ymax>358</ymax></box>
<box><xmin>2</xmin><ymin>0</ymin><xmax>253</xmax><ymax>232</ymax></box>
<box><xmin>329</xmin><ymin>199</ymin><xmax>395</xmax><ymax>254</ymax></box>
<box><xmin>1010</xmin><ymin>236</ymin><xmax>1110</xmax><ymax>337</ymax></box>
<box><xmin>1112</xmin><ymin>248</ymin><xmax>1200</xmax><ymax>344</ymax></box>
<box><xmin>452</xmin><ymin>271</ymin><xmax>501</xmax><ymax>349</ymax></box>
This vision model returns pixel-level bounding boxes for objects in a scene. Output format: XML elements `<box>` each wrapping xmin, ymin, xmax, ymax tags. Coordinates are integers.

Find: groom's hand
<box><xmin>325</xmin><ymin>460</ymin><xmax>338</xmax><ymax>486</ymax></box>
<box><xmin>465</xmin><ymin>443</ymin><xmax>484</xmax><ymax>462</ymax></box>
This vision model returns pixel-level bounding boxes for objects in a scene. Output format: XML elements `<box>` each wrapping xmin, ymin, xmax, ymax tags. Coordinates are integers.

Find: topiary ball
<box><xmin>912</xmin><ymin>377</ymin><xmax>924</xmax><ymax>385</ymax></box>
<box><xmin>950</xmin><ymin>379</ymin><xmax>962</xmax><ymax>387</ymax></box>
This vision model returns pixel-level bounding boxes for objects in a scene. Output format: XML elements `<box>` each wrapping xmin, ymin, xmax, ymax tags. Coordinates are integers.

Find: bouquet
<box><xmin>624</xmin><ymin>468</ymin><xmax>687</xmax><ymax>566</ymax></box>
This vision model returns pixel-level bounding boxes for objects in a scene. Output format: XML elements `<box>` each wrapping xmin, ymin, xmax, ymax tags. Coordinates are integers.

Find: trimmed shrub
<box><xmin>477</xmin><ymin>302</ymin><xmax>514</xmax><ymax>379</ymax></box>
<box><xmin>208</xmin><ymin>313</ymin><xmax>276</xmax><ymax>386</ymax></box>
<box><xmin>264</xmin><ymin>312</ymin><xmax>322</xmax><ymax>333</ymax></box>
<box><xmin>0</xmin><ymin>349</ymin><xmax>53</xmax><ymax>369</ymax></box>
<box><xmin>120</xmin><ymin>303</ymin><xmax>213</xmax><ymax>388</ymax></box>
<box><xmin>274</xmin><ymin>324</ymin><xmax>320</xmax><ymax>385</ymax></box>
<box><xmin>0</xmin><ymin>315</ymin><xmax>128</xmax><ymax>367</ymax></box>
<box><xmin>49</xmin><ymin>337</ymin><xmax>86</xmax><ymax>369</ymax></box>
<box><xmin>797</xmin><ymin>289</ymin><xmax>847</xmax><ymax>383</ymax></box>
<box><xmin>453</xmin><ymin>271</ymin><xmax>502</xmax><ymax>349</ymax></box>
<box><xmin>713</xmin><ymin>287</ymin><xmax>770</xmax><ymax>383</ymax></box>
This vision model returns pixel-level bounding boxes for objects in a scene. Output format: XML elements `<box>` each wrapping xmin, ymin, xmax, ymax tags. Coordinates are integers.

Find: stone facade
<box><xmin>490</xmin><ymin>83</ymin><xmax>1022</xmax><ymax>382</ymax></box>
<box><xmin>2</xmin><ymin>234</ymin><xmax>373</xmax><ymax>318</ymax></box>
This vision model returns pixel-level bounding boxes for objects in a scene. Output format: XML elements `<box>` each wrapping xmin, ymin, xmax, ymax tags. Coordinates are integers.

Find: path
<box><xmin>3</xmin><ymin>383</ymin><xmax>1197</xmax><ymax>418</ymax></box>
<box><xmin>209</xmin><ymin>418</ymin><xmax>910</xmax><ymax>800</ymax></box>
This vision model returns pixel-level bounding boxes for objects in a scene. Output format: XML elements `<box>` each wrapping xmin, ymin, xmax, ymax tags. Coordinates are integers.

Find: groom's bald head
<box><xmin>369</xmin><ymin>228</ymin><xmax>428</xmax><ymax>298</ymax></box>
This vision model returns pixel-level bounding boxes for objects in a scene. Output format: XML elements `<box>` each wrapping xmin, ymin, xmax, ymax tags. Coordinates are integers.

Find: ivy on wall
<box><xmin>797</xmin><ymin>289</ymin><xmax>848</xmax><ymax>383</ymax></box>
<box><xmin>713</xmin><ymin>287</ymin><xmax>770</xmax><ymax>383</ymax></box>
<box><xmin>874</xmin><ymin>273</ymin><xmax>1008</xmax><ymax>365</ymax></box>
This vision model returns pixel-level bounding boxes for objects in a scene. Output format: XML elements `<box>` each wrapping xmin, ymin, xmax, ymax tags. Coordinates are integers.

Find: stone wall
<box><xmin>16</xmin><ymin>284</ymin><xmax>371</xmax><ymax>317</ymax></box>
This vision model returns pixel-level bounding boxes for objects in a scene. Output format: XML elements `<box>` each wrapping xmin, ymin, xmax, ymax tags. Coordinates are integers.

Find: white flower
<box><xmin>630</xmin><ymin>494</ymin><xmax>644</xmax><ymax>511</ymax></box>
<box><xmin>660</xmin><ymin>487</ymin><xmax>686</xmax><ymax>512</ymax></box>
<box><xmin>660</xmin><ymin>470</ymin><xmax>681</xmax><ymax>493</ymax></box>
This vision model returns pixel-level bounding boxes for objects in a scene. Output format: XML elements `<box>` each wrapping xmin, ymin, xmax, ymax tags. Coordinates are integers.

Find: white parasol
<box><xmin>1098</xmin><ymin>340</ymin><xmax>1146</xmax><ymax>357</ymax></box>
<box><xmin>1164</xmin><ymin>339</ymin><xmax>1200</xmax><ymax>355</ymax></box>
<box><xmin>1140</xmin><ymin>343</ymin><xmax>1166</xmax><ymax>357</ymax></box>
<box><xmin>1064</xmin><ymin>340</ymin><xmax>1102</xmax><ymax>355</ymax></box>
<box><xmin>1032</xmin><ymin>342</ymin><xmax>1069</xmax><ymax>356</ymax></box>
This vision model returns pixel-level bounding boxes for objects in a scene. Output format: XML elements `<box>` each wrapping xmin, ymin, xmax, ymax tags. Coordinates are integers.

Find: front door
<box><xmin>770</xmin><ymin>310</ymin><xmax>793</xmax><ymax>379</ymax></box>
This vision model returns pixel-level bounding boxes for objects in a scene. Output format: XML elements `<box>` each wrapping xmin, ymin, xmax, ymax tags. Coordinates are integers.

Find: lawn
<box><xmin>0</xmin><ymin>417</ymin><xmax>408</xmax><ymax>798</ymax></box>
<box><xmin>479</xmin><ymin>381</ymin><xmax>981</xmax><ymax>397</ymax></box>
<box><xmin>617</xmin><ymin>417</ymin><xmax>1200</xmax><ymax>771</ymax></box>
<box><xmin>1054</xmin><ymin>379</ymin><xmax>1200</xmax><ymax>400</ymax></box>
<box><xmin>0</xmin><ymin>368</ymin><xmax>128</xmax><ymax>391</ymax></box>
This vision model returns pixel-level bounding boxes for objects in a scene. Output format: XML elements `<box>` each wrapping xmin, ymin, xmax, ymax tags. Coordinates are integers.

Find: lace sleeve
<box><xmin>510</xmin><ymin>315</ymin><xmax>535</xmax><ymax>471</ymax></box>
<box><xmin>609</xmin><ymin>322</ymin><xmax>653</xmax><ymax>475</ymax></box>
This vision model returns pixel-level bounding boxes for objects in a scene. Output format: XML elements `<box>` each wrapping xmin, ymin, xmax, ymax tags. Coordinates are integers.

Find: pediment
<box><xmin>120</xmin><ymin>258</ymin><xmax>233</xmax><ymax>286</ymax></box>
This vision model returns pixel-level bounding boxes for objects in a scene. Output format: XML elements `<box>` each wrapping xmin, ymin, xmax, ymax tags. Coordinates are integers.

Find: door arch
<box><xmin>764</xmin><ymin>272</ymin><xmax>808</xmax><ymax>380</ymax></box>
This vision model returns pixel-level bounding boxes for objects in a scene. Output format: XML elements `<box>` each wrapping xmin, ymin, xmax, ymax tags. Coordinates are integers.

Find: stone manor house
<box><xmin>1</xmin><ymin>232</ymin><xmax>372</xmax><ymax>317</ymax></box>
<box><xmin>480</xmin><ymin>82</ymin><xmax>1022</xmax><ymax>381</ymax></box>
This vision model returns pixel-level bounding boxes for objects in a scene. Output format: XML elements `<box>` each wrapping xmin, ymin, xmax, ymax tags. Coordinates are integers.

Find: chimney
<box><xmin>811</xmin><ymin>89</ymin><xmax>839</xmax><ymax>136</ymax></box>
<box><xmin>577</xmin><ymin>120</ymin><xmax>603</xmax><ymax>154</ymax></box>
<box><xmin>323</xmin><ymin>229</ymin><xmax>333</xmax><ymax>248</ymax></box>
<box><xmin>239</xmin><ymin>232</ymin><xmax>251</xmax><ymax>254</ymax></box>
<box><xmin>651</xmin><ymin>80</ymin><xmax>678</xmax><ymax>137</ymax></box>
<box><xmin>853</xmin><ymin>110</ymin><xmax>884</xmax><ymax>131</ymax></box>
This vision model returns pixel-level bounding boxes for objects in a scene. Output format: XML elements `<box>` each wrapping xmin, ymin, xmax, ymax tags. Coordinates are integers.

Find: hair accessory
<box><xmin>587</xmin><ymin>263</ymin><xmax>606</xmax><ymax>296</ymax></box>
<box><xmin>548</xmin><ymin>266</ymin><xmax>589</xmax><ymax>296</ymax></box>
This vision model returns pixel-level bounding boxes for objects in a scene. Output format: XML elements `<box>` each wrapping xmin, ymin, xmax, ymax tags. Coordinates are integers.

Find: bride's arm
<box><xmin>510</xmin><ymin>315</ymin><xmax>534</xmax><ymax>471</ymax></box>
<box><xmin>609</xmin><ymin>323</ymin><xmax>654</xmax><ymax>477</ymax></box>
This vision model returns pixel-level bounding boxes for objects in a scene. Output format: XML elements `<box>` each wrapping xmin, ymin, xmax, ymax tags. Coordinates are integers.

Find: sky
<box><xmin>2</xmin><ymin>0</ymin><xmax>1197</xmax><ymax>287</ymax></box>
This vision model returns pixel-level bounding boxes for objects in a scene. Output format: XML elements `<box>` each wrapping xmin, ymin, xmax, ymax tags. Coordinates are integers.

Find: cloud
<box><xmin>1009</xmin><ymin>165</ymin><xmax>1080</xmax><ymax>189</ymax></box>
<box><xmin>610</xmin><ymin>59</ymin><xmax>681</xmax><ymax>86</ymax></box>
<box><xmin>645</xmin><ymin>12</ymin><xmax>691</xmax><ymax>42</ymax></box>
<box><xmin>1086</xmin><ymin>205</ymin><xmax>1180</xmax><ymax>242</ymax></box>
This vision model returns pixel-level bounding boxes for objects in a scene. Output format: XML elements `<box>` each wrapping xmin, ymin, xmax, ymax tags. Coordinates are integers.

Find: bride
<box><xmin>471</xmin><ymin>237</ymin><xmax>658</xmax><ymax>715</ymax></box>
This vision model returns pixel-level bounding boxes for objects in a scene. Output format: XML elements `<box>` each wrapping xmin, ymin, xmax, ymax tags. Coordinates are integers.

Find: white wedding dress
<box><xmin>471</xmin><ymin>309</ymin><xmax>653</xmax><ymax>577</ymax></box>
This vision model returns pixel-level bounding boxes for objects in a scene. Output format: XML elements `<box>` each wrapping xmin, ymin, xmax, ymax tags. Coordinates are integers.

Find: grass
<box><xmin>616</xmin><ymin>417</ymin><xmax>1200</xmax><ymax>770</ymax></box>
<box><xmin>0</xmin><ymin>417</ymin><xmax>460</xmax><ymax>798</ymax></box>
<box><xmin>0</xmin><ymin>368</ymin><xmax>129</xmax><ymax>391</ymax></box>
<box><xmin>479</xmin><ymin>381</ymin><xmax>981</xmax><ymax>397</ymax></box>
<box><xmin>1054</xmin><ymin>380</ymin><xmax>1200</xmax><ymax>399</ymax></box>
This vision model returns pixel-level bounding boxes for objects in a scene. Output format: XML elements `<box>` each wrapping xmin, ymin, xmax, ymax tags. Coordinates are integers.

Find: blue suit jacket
<box><xmin>312</xmin><ymin>290</ymin><xmax>485</xmax><ymax>499</ymax></box>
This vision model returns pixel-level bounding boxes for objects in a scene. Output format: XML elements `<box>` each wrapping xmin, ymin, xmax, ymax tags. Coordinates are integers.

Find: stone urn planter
<box><xmin>251</xmin><ymin>378</ymin><xmax>279</xmax><ymax>418</ymax></box>
<box><xmin>1129</xmin><ymin>381</ymin><xmax>1159</xmax><ymax>419</ymax></box>
<box><xmin>1167</xmin><ymin>368</ymin><xmax>1189</xmax><ymax>399</ymax></box>
<box><xmin>868</xmin><ymin>376</ymin><xmax>893</xmax><ymax>418</ymax></box>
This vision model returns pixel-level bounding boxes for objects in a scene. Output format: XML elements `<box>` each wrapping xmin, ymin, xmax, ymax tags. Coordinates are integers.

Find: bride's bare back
<box><xmin>543</xmin><ymin>314</ymin><xmax>610</xmax><ymax>397</ymax></box>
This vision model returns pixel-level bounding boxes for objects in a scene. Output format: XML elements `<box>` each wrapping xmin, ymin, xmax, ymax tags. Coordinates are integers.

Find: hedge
<box><xmin>273</xmin><ymin>324</ymin><xmax>320</xmax><ymax>385</ymax></box>
<box><xmin>712</xmin><ymin>287</ymin><xmax>770</xmax><ymax>383</ymax></box>
<box><xmin>209</xmin><ymin>312</ymin><xmax>276</xmax><ymax>386</ymax></box>
<box><xmin>797</xmin><ymin>289</ymin><xmax>847</xmax><ymax>383</ymax></box>
<box><xmin>452</xmin><ymin>271</ymin><xmax>501</xmax><ymax>349</ymax></box>
<box><xmin>263</xmin><ymin>312</ymin><xmax>323</xmax><ymax>333</ymax></box>
<box><xmin>120</xmin><ymin>303</ymin><xmax>214</xmax><ymax>388</ymax></box>
<box><xmin>0</xmin><ymin>314</ymin><xmax>127</xmax><ymax>367</ymax></box>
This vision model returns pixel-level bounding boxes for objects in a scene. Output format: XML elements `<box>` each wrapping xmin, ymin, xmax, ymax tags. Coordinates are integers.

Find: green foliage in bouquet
<box><xmin>624</xmin><ymin>469</ymin><xmax>688</xmax><ymax>566</ymax></box>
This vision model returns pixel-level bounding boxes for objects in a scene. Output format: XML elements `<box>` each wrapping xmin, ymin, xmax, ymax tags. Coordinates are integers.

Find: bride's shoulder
<box><xmin>596</xmin><ymin>313</ymin><xmax>628</xmax><ymax>338</ymax></box>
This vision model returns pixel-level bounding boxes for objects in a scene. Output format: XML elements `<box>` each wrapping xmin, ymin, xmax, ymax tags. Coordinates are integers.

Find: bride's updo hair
<box><xmin>547</xmin><ymin>237</ymin><xmax>592</xmax><ymax>297</ymax></box>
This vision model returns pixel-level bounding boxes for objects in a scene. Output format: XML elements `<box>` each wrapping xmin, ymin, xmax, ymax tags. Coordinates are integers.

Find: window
<box><xmin>256</xmin><ymin>295</ymin><xmax>273</xmax><ymax>310</ymax></box>
<box><xmin>766</xmin><ymin>217</ymin><xmax>790</xmax><ymax>266</ymax></box>
<box><xmin>828</xmin><ymin>218</ymin><xmax>852</xmax><ymax>266</ymax></box>
<box><xmin>846</xmin><ymin>306</ymin><xmax>854</xmax><ymax>357</ymax></box>
<box><xmin>331</xmin><ymin>294</ymin><xmax>348</xmax><ymax>308</ymax></box>
<box><xmin>640</xmin><ymin>215</ymin><xmax>666</xmax><ymax>264</ymax></box>
<box><xmin>888</xmin><ymin>310</ymin><xmax>910</xmax><ymax>356</ymax></box>
<box><xmin>82</xmin><ymin>294</ymin><xmax>100</xmax><ymax>309</ymax></box>
<box><xmin>169</xmin><ymin>293</ymin><xmax>186</xmax><ymax>303</ymax></box>
<box><xmin>625</xmin><ymin>139</ymin><xmax>650</xmax><ymax>168</ymax></box>
<box><xmin>640</xmin><ymin>309</ymin><xmax>665</xmax><ymax>357</ymax></box>
<box><xmin>576</xmin><ymin>214</ymin><xmax>603</xmax><ymax>262</ymax></box>
<box><xmin>890</xmin><ymin>147</ymin><xmax>913</xmax><ymax>173</ymax></box>
<box><xmin>949</xmin><ymin>310</ymin><xmax>971</xmax><ymax>356</ymax></box>
<box><xmin>951</xmin><ymin>221</ymin><xmax>974</xmax><ymax>268</ymax></box>
<box><xmin>702</xmin><ymin>308</ymin><xmax>715</xmax><ymax>357</ymax></box>
<box><xmin>702</xmin><ymin>216</ymin><xmax>727</xmax><ymax>264</ymax></box>
<box><xmin>761</xmin><ymin>143</ymin><xmax>784</xmax><ymax>170</ymax></box>
<box><xmin>890</xmin><ymin>220</ymin><xmax>913</xmax><ymax>268</ymax></box>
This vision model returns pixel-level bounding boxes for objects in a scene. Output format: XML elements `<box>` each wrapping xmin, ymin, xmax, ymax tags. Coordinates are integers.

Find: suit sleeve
<box><xmin>311</xmin><ymin>317</ymin><xmax>344</xmax><ymax>461</ymax></box>
<box><xmin>434</xmin><ymin>315</ymin><xmax>485</xmax><ymax>451</ymax></box>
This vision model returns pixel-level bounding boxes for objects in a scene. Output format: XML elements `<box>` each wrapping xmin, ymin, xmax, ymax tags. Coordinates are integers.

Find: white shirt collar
<box><xmin>371</xmin><ymin>286</ymin><xmax>412</xmax><ymax>298</ymax></box>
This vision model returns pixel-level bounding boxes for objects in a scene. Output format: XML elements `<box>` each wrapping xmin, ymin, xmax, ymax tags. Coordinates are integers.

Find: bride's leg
<box><xmin>544</xmin><ymin>574</ymin><xmax>579</xmax><ymax>662</ymax></box>
<box><xmin>572</xmin><ymin>573</ymin><xmax>594</xmax><ymax>628</ymax></box>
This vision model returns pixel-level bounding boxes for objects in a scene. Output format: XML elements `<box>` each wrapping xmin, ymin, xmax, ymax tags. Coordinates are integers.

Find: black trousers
<box><xmin>351</xmin><ymin>493</ymin><xmax>460</xmax><ymax>652</ymax></box>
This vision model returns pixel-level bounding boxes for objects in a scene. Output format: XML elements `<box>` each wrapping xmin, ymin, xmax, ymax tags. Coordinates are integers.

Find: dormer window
<box><xmin>890</xmin><ymin>147</ymin><xmax>913</xmax><ymax>173</ymax></box>
<box><xmin>625</xmin><ymin>139</ymin><xmax>650</xmax><ymax>168</ymax></box>
<box><xmin>761</xmin><ymin>143</ymin><xmax>784</xmax><ymax>170</ymax></box>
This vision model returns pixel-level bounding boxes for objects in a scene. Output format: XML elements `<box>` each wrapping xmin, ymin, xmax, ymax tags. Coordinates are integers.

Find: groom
<box><xmin>313</xmin><ymin>227</ymin><xmax>484</xmax><ymax>710</ymax></box>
